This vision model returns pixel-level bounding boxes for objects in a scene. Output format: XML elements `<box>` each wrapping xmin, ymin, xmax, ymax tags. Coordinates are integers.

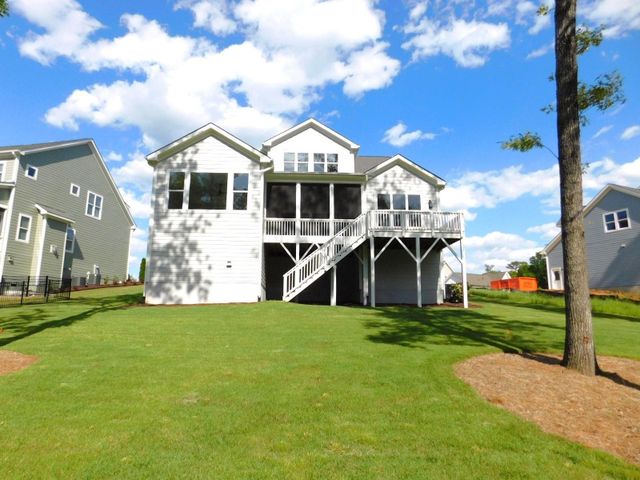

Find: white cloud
<box><xmin>175</xmin><ymin>0</ymin><xmax>237</xmax><ymax>35</ymax></box>
<box><xmin>16</xmin><ymin>0</ymin><xmax>399</xmax><ymax>149</ymax></box>
<box><xmin>110</xmin><ymin>151</ymin><xmax>154</xmax><ymax>191</ymax></box>
<box><xmin>106</xmin><ymin>151</ymin><xmax>123</xmax><ymax>162</ymax></box>
<box><xmin>382</xmin><ymin>122</ymin><xmax>436</xmax><ymax>147</ymax></box>
<box><xmin>403</xmin><ymin>16</ymin><xmax>510</xmax><ymax>67</ymax></box>
<box><xmin>128</xmin><ymin>227</ymin><xmax>149</xmax><ymax>278</ymax></box>
<box><xmin>119</xmin><ymin>187</ymin><xmax>152</xmax><ymax>219</ymax></box>
<box><xmin>11</xmin><ymin>0</ymin><xmax>102</xmax><ymax>64</ymax></box>
<box><xmin>516</xmin><ymin>1</ymin><xmax>551</xmax><ymax>34</ymax></box>
<box><xmin>526</xmin><ymin>222</ymin><xmax>560</xmax><ymax>239</ymax></box>
<box><xmin>441</xmin><ymin>156</ymin><xmax>640</xmax><ymax>217</ymax></box>
<box><xmin>486</xmin><ymin>0</ymin><xmax>513</xmax><ymax>17</ymax></box>
<box><xmin>460</xmin><ymin>231</ymin><xmax>542</xmax><ymax>272</ymax></box>
<box><xmin>592</xmin><ymin>124</ymin><xmax>613</xmax><ymax>139</ymax></box>
<box><xmin>526</xmin><ymin>41</ymin><xmax>553</xmax><ymax>59</ymax></box>
<box><xmin>621</xmin><ymin>125</ymin><xmax>640</xmax><ymax>140</ymax></box>
<box><xmin>584</xmin><ymin>0</ymin><xmax>640</xmax><ymax>37</ymax></box>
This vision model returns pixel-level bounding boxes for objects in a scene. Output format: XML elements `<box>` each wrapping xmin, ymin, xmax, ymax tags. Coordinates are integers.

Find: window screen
<box><xmin>334</xmin><ymin>184</ymin><xmax>361</xmax><ymax>219</ymax></box>
<box><xmin>301</xmin><ymin>184</ymin><xmax>330</xmax><ymax>218</ymax></box>
<box><xmin>266</xmin><ymin>183</ymin><xmax>296</xmax><ymax>218</ymax></box>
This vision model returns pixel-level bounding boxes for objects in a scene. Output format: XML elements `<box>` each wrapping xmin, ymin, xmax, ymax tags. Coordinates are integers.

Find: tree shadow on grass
<box><xmin>362</xmin><ymin>305</ymin><xmax>564</xmax><ymax>353</ymax></box>
<box><xmin>0</xmin><ymin>291</ymin><xmax>143</xmax><ymax>348</ymax></box>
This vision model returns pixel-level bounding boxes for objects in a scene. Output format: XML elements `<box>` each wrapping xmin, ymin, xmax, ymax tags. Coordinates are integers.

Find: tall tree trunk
<box><xmin>555</xmin><ymin>0</ymin><xmax>596</xmax><ymax>375</ymax></box>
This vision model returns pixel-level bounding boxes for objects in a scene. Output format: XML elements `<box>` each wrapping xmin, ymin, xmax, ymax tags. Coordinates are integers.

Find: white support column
<box><xmin>329</xmin><ymin>183</ymin><xmax>335</xmax><ymax>236</ymax></box>
<box><xmin>362</xmin><ymin>244</ymin><xmax>369</xmax><ymax>306</ymax></box>
<box><xmin>330</xmin><ymin>265</ymin><xmax>337</xmax><ymax>306</ymax></box>
<box><xmin>295</xmin><ymin>182</ymin><xmax>301</xmax><ymax>238</ymax></box>
<box><xmin>369</xmin><ymin>236</ymin><xmax>376</xmax><ymax>307</ymax></box>
<box><xmin>416</xmin><ymin>238</ymin><xmax>422</xmax><ymax>308</ymax></box>
<box><xmin>460</xmin><ymin>238</ymin><xmax>468</xmax><ymax>309</ymax></box>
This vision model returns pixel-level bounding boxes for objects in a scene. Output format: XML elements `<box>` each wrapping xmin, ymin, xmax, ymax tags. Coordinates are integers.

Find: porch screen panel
<box><xmin>266</xmin><ymin>183</ymin><xmax>296</xmax><ymax>218</ymax></box>
<box><xmin>334</xmin><ymin>184</ymin><xmax>361</xmax><ymax>219</ymax></box>
<box><xmin>301</xmin><ymin>184</ymin><xmax>329</xmax><ymax>219</ymax></box>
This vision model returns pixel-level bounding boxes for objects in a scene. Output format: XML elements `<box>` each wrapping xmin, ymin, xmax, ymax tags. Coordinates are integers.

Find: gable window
<box><xmin>25</xmin><ymin>164</ymin><xmax>38</xmax><ymax>179</ymax></box>
<box><xmin>603</xmin><ymin>209</ymin><xmax>631</xmax><ymax>232</ymax></box>
<box><xmin>86</xmin><ymin>191</ymin><xmax>103</xmax><ymax>219</ymax></box>
<box><xmin>408</xmin><ymin>195</ymin><xmax>421</xmax><ymax>210</ymax></box>
<box><xmin>0</xmin><ymin>162</ymin><xmax>5</xmax><ymax>182</ymax></box>
<box><xmin>0</xmin><ymin>208</ymin><xmax>5</xmax><ymax>236</ymax></box>
<box><xmin>284</xmin><ymin>152</ymin><xmax>295</xmax><ymax>172</ymax></box>
<box><xmin>393</xmin><ymin>194</ymin><xmax>406</xmax><ymax>210</ymax></box>
<box><xmin>297</xmin><ymin>153</ymin><xmax>309</xmax><ymax>172</ymax></box>
<box><xmin>70</xmin><ymin>183</ymin><xmax>80</xmax><ymax>197</ymax></box>
<box><xmin>377</xmin><ymin>194</ymin><xmax>391</xmax><ymax>210</ymax></box>
<box><xmin>168</xmin><ymin>172</ymin><xmax>185</xmax><ymax>210</ymax></box>
<box><xmin>16</xmin><ymin>214</ymin><xmax>32</xmax><ymax>243</ymax></box>
<box><xmin>233</xmin><ymin>173</ymin><xmax>249</xmax><ymax>210</ymax></box>
<box><xmin>314</xmin><ymin>153</ymin><xmax>326</xmax><ymax>172</ymax></box>
<box><xmin>189</xmin><ymin>173</ymin><xmax>227</xmax><ymax>209</ymax></box>
<box><xmin>327</xmin><ymin>153</ymin><xmax>338</xmax><ymax>172</ymax></box>
<box><xmin>65</xmin><ymin>227</ymin><xmax>76</xmax><ymax>253</ymax></box>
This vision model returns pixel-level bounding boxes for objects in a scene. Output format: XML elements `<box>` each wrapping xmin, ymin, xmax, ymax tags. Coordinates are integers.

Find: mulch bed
<box><xmin>0</xmin><ymin>350</ymin><xmax>38</xmax><ymax>376</ymax></box>
<box><xmin>455</xmin><ymin>353</ymin><xmax>640</xmax><ymax>466</ymax></box>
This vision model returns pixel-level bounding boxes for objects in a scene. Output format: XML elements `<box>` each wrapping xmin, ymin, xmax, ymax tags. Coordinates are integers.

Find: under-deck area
<box><xmin>264</xmin><ymin>237</ymin><xmax>459</xmax><ymax>306</ymax></box>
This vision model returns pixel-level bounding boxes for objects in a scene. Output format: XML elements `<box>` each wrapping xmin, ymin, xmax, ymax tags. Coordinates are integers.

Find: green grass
<box><xmin>471</xmin><ymin>287</ymin><xmax>640</xmax><ymax>319</ymax></box>
<box><xmin>0</xmin><ymin>286</ymin><xmax>638</xmax><ymax>479</ymax></box>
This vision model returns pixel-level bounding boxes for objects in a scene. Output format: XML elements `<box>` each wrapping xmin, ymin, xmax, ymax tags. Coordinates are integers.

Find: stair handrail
<box><xmin>283</xmin><ymin>212</ymin><xmax>368</xmax><ymax>299</ymax></box>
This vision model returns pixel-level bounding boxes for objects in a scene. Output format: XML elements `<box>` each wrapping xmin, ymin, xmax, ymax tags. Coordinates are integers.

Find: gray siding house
<box><xmin>544</xmin><ymin>184</ymin><xmax>640</xmax><ymax>292</ymax></box>
<box><xmin>0</xmin><ymin>140</ymin><xmax>135</xmax><ymax>285</ymax></box>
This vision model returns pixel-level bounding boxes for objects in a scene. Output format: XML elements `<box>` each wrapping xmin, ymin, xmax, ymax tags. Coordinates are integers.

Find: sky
<box><xmin>1</xmin><ymin>0</ymin><xmax>639</xmax><ymax>276</ymax></box>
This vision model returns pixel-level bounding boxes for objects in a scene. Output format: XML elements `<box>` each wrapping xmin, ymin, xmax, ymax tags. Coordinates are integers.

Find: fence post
<box><xmin>44</xmin><ymin>276</ymin><xmax>50</xmax><ymax>302</ymax></box>
<box><xmin>25</xmin><ymin>276</ymin><xmax>30</xmax><ymax>301</ymax></box>
<box><xmin>20</xmin><ymin>280</ymin><xmax>25</xmax><ymax>305</ymax></box>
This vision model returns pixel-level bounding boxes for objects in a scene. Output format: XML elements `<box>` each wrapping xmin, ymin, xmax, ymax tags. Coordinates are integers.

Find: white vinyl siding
<box><xmin>86</xmin><ymin>191</ymin><xmax>103</xmax><ymax>219</ymax></box>
<box><xmin>16</xmin><ymin>214</ymin><xmax>32</xmax><ymax>243</ymax></box>
<box><xmin>146</xmin><ymin>135</ymin><xmax>264</xmax><ymax>305</ymax></box>
<box><xmin>367</xmin><ymin>165</ymin><xmax>438</xmax><ymax>213</ymax></box>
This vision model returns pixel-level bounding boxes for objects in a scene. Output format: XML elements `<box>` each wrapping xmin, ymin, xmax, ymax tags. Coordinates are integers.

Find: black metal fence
<box><xmin>0</xmin><ymin>276</ymin><xmax>72</xmax><ymax>308</ymax></box>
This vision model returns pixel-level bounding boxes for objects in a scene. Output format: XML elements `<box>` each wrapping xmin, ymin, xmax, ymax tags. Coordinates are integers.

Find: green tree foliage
<box><xmin>139</xmin><ymin>257</ymin><xmax>146</xmax><ymax>283</ymax></box>
<box><xmin>0</xmin><ymin>0</ymin><xmax>8</xmax><ymax>17</ymax></box>
<box><xmin>484</xmin><ymin>264</ymin><xmax>496</xmax><ymax>273</ymax></box>
<box><xmin>528</xmin><ymin>252</ymin><xmax>548</xmax><ymax>289</ymax></box>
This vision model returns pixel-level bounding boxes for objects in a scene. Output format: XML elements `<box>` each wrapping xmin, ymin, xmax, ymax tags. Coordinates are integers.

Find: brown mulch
<box><xmin>0</xmin><ymin>350</ymin><xmax>38</xmax><ymax>376</ymax></box>
<box><xmin>455</xmin><ymin>353</ymin><xmax>640</xmax><ymax>465</ymax></box>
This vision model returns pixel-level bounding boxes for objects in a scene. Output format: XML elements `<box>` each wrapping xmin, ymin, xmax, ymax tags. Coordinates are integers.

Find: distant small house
<box><xmin>451</xmin><ymin>271</ymin><xmax>511</xmax><ymax>288</ymax></box>
<box><xmin>544</xmin><ymin>184</ymin><xmax>639</xmax><ymax>292</ymax></box>
<box><xmin>0</xmin><ymin>140</ymin><xmax>135</xmax><ymax>285</ymax></box>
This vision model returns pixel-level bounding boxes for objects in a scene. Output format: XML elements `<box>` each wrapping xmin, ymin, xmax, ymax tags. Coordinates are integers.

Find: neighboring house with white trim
<box><xmin>0</xmin><ymin>140</ymin><xmax>135</xmax><ymax>285</ymax></box>
<box><xmin>543</xmin><ymin>184</ymin><xmax>640</xmax><ymax>292</ymax></box>
<box><xmin>145</xmin><ymin>119</ymin><xmax>467</xmax><ymax>307</ymax></box>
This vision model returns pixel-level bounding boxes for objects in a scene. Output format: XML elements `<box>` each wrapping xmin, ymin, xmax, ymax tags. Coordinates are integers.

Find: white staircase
<box><xmin>282</xmin><ymin>212</ymin><xmax>368</xmax><ymax>301</ymax></box>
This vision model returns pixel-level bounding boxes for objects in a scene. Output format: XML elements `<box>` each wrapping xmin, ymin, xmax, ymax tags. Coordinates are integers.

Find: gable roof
<box><xmin>0</xmin><ymin>139</ymin><xmax>135</xmax><ymax>228</ymax></box>
<box><xmin>261</xmin><ymin>118</ymin><xmax>360</xmax><ymax>154</ymax></box>
<box><xmin>146</xmin><ymin>123</ymin><xmax>269</xmax><ymax>165</ymax></box>
<box><xmin>355</xmin><ymin>155</ymin><xmax>389</xmax><ymax>173</ymax></box>
<box><xmin>365</xmin><ymin>154</ymin><xmax>446</xmax><ymax>188</ymax></box>
<box><xmin>543</xmin><ymin>183</ymin><xmax>640</xmax><ymax>253</ymax></box>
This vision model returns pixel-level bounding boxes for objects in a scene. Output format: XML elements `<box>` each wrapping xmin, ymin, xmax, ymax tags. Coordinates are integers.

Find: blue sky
<box><xmin>1</xmin><ymin>0</ymin><xmax>639</xmax><ymax>275</ymax></box>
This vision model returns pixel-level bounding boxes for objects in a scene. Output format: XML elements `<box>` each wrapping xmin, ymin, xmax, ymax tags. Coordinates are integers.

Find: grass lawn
<box><xmin>0</xmin><ymin>286</ymin><xmax>638</xmax><ymax>479</ymax></box>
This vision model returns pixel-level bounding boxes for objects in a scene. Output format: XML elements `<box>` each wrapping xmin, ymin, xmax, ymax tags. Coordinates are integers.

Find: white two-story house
<box><xmin>144</xmin><ymin>119</ymin><xmax>467</xmax><ymax>307</ymax></box>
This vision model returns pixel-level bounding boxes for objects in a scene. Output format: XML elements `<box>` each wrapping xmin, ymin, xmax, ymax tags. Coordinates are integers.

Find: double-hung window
<box><xmin>0</xmin><ymin>162</ymin><xmax>5</xmax><ymax>182</ymax></box>
<box><xmin>603</xmin><ymin>209</ymin><xmax>631</xmax><ymax>232</ymax></box>
<box><xmin>233</xmin><ymin>174</ymin><xmax>249</xmax><ymax>210</ymax></box>
<box><xmin>313</xmin><ymin>153</ymin><xmax>326</xmax><ymax>172</ymax></box>
<box><xmin>168</xmin><ymin>172</ymin><xmax>185</xmax><ymax>209</ymax></box>
<box><xmin>297</xmin><ymin>153</ymin><xmax>309</xmax><ymax>172</ymax></box>
<box><xmin>189</xmin><ymin>173</ymin><xmax>227</xmax><ymax>209</ymax></box>
<box><xmin>408</xmin><ymin>195</ymin><xmax>421</xmax><ymax>210</ymax></box>
<box><xmin>284</xmin><ymin>152</ymin><xmax>295</xmax><ymax>172</ymax></box>
<box><xmin>86</xmin><ymin>191</ymin><xmax>103</xmax><ymax>219</ymax></box>
<box><xmin>327</xmin><ymin>153</ymin><xmax>338</xmax><ymax>172</ymax></box>
<box><xmin>16</xmin><ymin>214</ymin><xmax>32</xmax><ymax>243</ymax></box>
<box><xmin>65</xmin><ymin>227</ymin><xmax>76</xmax><ymax>253</ymax></box>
